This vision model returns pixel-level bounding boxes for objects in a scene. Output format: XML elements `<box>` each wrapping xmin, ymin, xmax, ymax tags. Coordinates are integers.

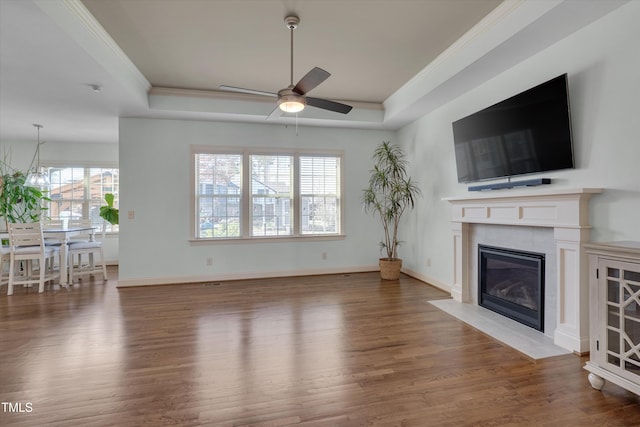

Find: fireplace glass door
<box><xmin>479</xmin><ymin>245</ymin><xmax>545</xmax><ymax>331</ymax></box>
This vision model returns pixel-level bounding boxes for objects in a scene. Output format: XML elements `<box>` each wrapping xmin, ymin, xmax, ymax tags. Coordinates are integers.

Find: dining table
<box><xmin>1</xmin><ymin>225</ymin><xmax>96</xmax><ymax>287</ymax></box>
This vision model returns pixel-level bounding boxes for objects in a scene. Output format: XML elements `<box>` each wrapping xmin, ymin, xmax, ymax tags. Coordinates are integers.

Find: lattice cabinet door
<box><xmin>601</xmin><ymin>260</ymin><xmax>640</xmax><ymax>382</ymax></box>
<box><xmin>585</xmin><ymin>241</ymin><xmax>640</xmax><ymax>396</ymax></box>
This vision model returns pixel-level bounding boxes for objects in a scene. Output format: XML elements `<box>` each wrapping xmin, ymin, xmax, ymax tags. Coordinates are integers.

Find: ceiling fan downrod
<box><xmin>284</xmin><ymin>15</ymin><xmax>299</xmax><ymax>87</ymax></box>
<box><xmin>218</xmin><ymin>13</ymin><xmax>352</xmax><ymax>115</ymax></box>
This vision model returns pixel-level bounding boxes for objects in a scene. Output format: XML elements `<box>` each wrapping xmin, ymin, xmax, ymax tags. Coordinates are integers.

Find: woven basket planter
<box><xmin>379</xmin><ymin>258</ymin><xmax>402</xmax><ymax>280</ymax></box>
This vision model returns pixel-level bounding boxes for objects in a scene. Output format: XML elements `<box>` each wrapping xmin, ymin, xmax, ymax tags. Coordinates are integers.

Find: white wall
<box><xmin>397</xmin><ymin>1</ymin><xmax>640</xmax><ymax>291</ymax></box>
<box><xmin>118</xmin><ymin>118</ymin><xmax>393</xmax><ymax>285</ymax></box>
<box><xmin>1</xmin><ymin>141</ymin><xmax>117</xmax><ymax>169</ymax></box>
<box><xmin>0</xmin><ymin>141</ymin><xmax>119</xmax><ymax>263</ymax></box>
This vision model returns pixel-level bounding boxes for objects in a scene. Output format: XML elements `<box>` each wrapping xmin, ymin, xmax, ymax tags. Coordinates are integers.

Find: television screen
<box><xmin>452</xmin><ymin>74</ymin><xmax>574</xmax><ymax>183</ymax></box>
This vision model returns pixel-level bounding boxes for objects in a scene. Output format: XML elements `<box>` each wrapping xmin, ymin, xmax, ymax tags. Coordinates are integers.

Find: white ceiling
<box><xmin>0</xmin><ymin>0</ymin><xmax>629</xmax><ymax>146</ymax></box>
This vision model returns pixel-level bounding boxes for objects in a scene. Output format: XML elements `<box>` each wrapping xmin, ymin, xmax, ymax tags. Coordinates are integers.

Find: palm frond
<box><xmin>362</xmin><ymin>141</ymin><xmax>421</xmax><ymax>259</ymax></box>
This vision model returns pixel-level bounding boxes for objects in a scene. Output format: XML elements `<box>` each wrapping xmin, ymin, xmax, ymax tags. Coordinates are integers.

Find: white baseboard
<box><xmin>116</xmin><ymin>264</ymin><xmax>379</xmax><ymax>287</ymax></box>
<box><xmin>401</xmin><ymin>267</ymin><xmax>451</xmax><ymax>294</ymax></box>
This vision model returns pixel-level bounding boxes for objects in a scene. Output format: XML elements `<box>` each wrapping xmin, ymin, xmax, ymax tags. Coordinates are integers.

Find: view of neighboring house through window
<box><xmin>195</xmin><ymin>153</ymin><xmax>242</xmax><ymax>238</ymax></box>
<box><xmin>300</xmin><ymin>155</ymin><xmax>340</xmax><ymax>235</ymax></box>
<box><xmin>46</xmin><ymin>166</ymin><xmax>119</xmax><ymax>232</ymax></box>
<box><xmin>193</xmin><ymin>147</ymin><xmax>342</xmax><ymax>240</ymax></box>
<box><xmin>251</xmin><ymin>154</ymin><xmax>292</xmax><ymax>237</ymax></box>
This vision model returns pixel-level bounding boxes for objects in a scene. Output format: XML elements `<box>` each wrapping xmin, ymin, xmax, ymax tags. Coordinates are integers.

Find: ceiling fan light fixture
<box><xmin>219</xmin><ymin>13</ymin><xmax>351</xmax><ymax>116</ymax></box>
<box><xmin>279</xmin><ymin>99</ymin><xmax>305</xmax><ymax>113</ymax></box>
<box><xmin>277</xmin><ymin>89</ymin><xmax>306</xmax><ymax>113</ymax></box>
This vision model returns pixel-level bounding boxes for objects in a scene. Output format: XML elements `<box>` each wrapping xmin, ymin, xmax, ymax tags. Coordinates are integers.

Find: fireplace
<box><xmin>479</xmin><ymin>245</ymin><xmax>545</xmax><ymax>332</ymax></box>
<box><xmin>444</xmin><ymin>188</ymin><xmax>602</xmax><ymax>353</ymax></box>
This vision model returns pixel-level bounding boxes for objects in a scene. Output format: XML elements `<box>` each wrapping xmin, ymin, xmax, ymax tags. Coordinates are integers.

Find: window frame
<box><xmin>249</xmin><ymin>153</ymin><xmax>294</xmax><ymax>237</ymax></box>
<box><xmin>190</xmin><ymin>145</ymin><xmax>344</xmax><ymax>242</ymax></box>
<box><xmin>194</xmin><ymin>150</ymin><xmax>243</xmax><ymax>239</ymax></box>
<box><xmin>298</xmin><ymin>153</ymin><xmax>342</xmax><ymax>236</ymax></box>
<box><xmin>43</xmin><ymin>161</ymin><xmax>119</xmax><ymax>234</ymax></box>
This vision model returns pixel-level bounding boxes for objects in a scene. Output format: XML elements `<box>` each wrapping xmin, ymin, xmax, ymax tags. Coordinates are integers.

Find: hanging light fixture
<box><xmin>277</xmin><ymin>15</ymin><xmax>305</xmax><ymax>113</ymax></box>
<box><xmin>25</xmin><ymin>124</ymin><xmax>50</xmax><ymax>188</ymax></box>
<box><xmin>277</xmin><ymin>88</ymin><xmax>306</xmax><ymax>113</ymax></box>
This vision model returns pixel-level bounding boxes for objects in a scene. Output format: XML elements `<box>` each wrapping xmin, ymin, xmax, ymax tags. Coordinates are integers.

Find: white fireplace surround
<box><xmin>444</xmin><ymin>188</ymin><xmax>602</xmax><ymax>354</ymax></box>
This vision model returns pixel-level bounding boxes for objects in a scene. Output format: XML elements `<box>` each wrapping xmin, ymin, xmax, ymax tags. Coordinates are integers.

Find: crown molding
<box><xmin>383</xmin><ymin>0</ymin><xmax>628</xmax><ymax>129</ymax></box>
<box><xmin>33</xmin><ymin>0</ymin><xmax>150</xmax><ymax>102</ymax></box>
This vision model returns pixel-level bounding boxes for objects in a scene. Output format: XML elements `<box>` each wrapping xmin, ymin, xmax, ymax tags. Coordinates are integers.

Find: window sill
<box><xmin>189</xmin><ymin>234</ymin><xmax>346</xmax><ymax>245</ymax></box>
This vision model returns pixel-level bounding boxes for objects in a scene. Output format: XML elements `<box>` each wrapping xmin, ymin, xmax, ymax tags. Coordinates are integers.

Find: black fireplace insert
<box><xmin>478</xmin><ymin>245</ymin><xmax>545</xmax><ymax>331</ymax></box>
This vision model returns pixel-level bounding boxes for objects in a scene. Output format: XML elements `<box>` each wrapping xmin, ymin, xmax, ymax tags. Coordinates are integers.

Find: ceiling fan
<box><xmin>219</xmin><ymin>15</ymin><xmax>352</xmax><ymax>116</ymax></box>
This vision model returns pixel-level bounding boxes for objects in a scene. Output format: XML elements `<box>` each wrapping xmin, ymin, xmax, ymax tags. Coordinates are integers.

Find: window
<box><xmin>300</xmin><ymin>155</ymin><xmax>340</xmax><ymax>235</ymax></box>
<box><xmin>46</xmin><ymin>166</ymin><xmax>119</xmax><ymax>232</ymax></box>
<box><xmin>192</xmin><ymin>147</ymin><xmax>342</xmax><ymax>240</ymax></box>
<box><xmin>251</xmin><ymin>154</ymin><xmax>292</xmax><ymax>237</ymax></box>
<box><xmin>195</xmin><ymin>153</ymin><xmax>242</xmax><ymax>238</ymax></box>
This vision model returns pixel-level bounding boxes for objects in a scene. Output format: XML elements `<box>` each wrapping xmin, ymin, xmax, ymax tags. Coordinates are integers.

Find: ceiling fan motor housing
<box><xmin>277</xmin><ymin>87</ymin><xmax>306</xmax><ymax>112</ymax></box>
<box><xmin>219</xmin><ymin>13</ymin><xmax>352</xmax><ymax>115</ymax></box>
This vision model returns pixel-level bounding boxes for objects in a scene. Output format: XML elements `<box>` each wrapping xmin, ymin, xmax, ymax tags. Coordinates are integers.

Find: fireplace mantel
<box><xmin>444</xmin><ymin>188</ymin><xmax>602</xmax><ymax>354</ymax></box>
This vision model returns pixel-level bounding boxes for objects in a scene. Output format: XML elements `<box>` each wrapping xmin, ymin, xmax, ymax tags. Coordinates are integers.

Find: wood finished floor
<box><xmin>1</xmin><ymin>268</ymin><xmax>639</xmax><ymax>426</ymax></box>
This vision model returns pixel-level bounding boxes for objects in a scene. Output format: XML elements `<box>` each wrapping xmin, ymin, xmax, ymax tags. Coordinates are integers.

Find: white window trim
<box><xmin>43</xmin><ymin>160</ymin><xmax>119</xmax><ymax>169</ymax></box>
<box><xmin>43</xmin><ymin>162</ymin><xmax>119</xmax><ymax>234</ymax></box>
<box><xmin>190</xmin><ymin>145</ymin><xmax>345</xmax><ymax>242</ymax></box>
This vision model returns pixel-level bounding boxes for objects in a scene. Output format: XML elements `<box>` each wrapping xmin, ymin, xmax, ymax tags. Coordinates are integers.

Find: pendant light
<box><xmin>25</xmin><ymin>124</ymin><xmax>50</xmax><ymax>188</ymax></box>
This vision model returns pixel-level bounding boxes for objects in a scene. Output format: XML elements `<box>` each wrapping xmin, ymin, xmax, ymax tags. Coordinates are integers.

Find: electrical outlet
<box><xmin>321</xmin><ymin>252</ymin><xmax>327</xmax><ymax>260</ymax></box>
<box><xmin>127</xmin><ymin>210</ymin><xmax>135</xmax><ymax>220</ymax></box>
<box><xmin>426</xmin><ymin>257</ymin><xmax>431</xmax><ymax>267</ymax></box>
<box><xmin>206</xmin><ymin>257</ymin><xmax>213</xmax><ymax>266</ymax></box>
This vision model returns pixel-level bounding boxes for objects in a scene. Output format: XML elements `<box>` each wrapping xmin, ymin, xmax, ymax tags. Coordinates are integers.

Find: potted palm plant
<box><xmin>363</xmin><ymin>141</ymin><xmax>421</xmax><ymax>280</ymax></box>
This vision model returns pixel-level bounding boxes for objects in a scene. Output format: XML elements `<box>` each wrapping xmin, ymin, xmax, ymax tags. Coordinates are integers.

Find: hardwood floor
<box><xmin>1</xmin><ymin>268</ymin><xmax>638</xmax><ymax>426</ymax></box>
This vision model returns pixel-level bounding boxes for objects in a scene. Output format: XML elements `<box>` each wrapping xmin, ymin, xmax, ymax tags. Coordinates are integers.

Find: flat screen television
<box><xmin>452</xmin><ymin>74</ymin><xmax>574</xmax><ymax>184</ymax></box>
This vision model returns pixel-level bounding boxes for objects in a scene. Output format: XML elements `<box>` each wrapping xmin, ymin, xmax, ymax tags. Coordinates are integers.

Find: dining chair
<box><xmin>67</xmin><ymin>219</ymin><xmax>107</xmax><ymax>284</ymax></box>
<box><xmin>67</xmin><ymin>219</ymin><xmax>94</xmax><ymax>244</ymax></box>
<box><xmin>41</xmin><ymin>219</ymin><xmax>65</xmax><ymax>252</ymax></box>
<box><xmin>42</xmin><ymin>219</ymin><xmax>64</xmax><ymax>229</ymax></box>
<box><xmin>7</xmin><ymin>222</ymin><xmax>60</xmax><ymax>295</ymax></box>
<box><xmin>42</xmin><ymin>219</ymin><xmax>64</xmax><ymax>233</ymax></box>
<box><xmin>0</xmin><ymin>244</ymin><xmax>10</xmax><ymax>289</ymax></box>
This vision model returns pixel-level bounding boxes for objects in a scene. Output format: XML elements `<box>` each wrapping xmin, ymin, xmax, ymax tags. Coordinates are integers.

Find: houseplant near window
<box><xmin>99</xmin><ymin>193</ymin><xmax>119</xmax><ymax>226</ymax></box>
<box><xmin>363</xmin><ymin>141</ymin><xmax>421</xmax><ymax>280</ymax></box>
<box><xmin>0</xmin><ymin>154</ymin><xmax>49</xmax><ymax>228</ymax></box>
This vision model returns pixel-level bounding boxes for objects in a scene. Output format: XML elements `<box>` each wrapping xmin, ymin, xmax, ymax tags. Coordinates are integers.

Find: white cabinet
<box><xmin>584</xmin><ymin>241</ymin><xmax>640</xmax><ymax>395</ymax></box>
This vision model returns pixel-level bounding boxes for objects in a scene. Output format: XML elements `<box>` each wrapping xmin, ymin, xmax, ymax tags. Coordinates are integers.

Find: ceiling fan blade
<box><xmin>266</xmin><ymin>105</ymin><xmax>284</xmax><ymax>120</ymax></box>
<box><xmin>306</xmin><ymin>97</ymin><xmax>353</xmax><ymax>114</ymax></box>
<box><xmin>219</xmin><ymin>85</ymin><xmax>278</xmax><ymax>98</ymax></box>
<box><xmin>292</xmin><ymin>67</ymin><xmax>330</xmax><ymax>95</ymax></box>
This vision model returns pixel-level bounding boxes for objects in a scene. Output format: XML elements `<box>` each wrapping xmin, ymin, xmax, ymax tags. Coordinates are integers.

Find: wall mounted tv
<box><xmin>452</xmin><ymin>74</ymin><xmax>574</xmax><ymax>187</ymax></box>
